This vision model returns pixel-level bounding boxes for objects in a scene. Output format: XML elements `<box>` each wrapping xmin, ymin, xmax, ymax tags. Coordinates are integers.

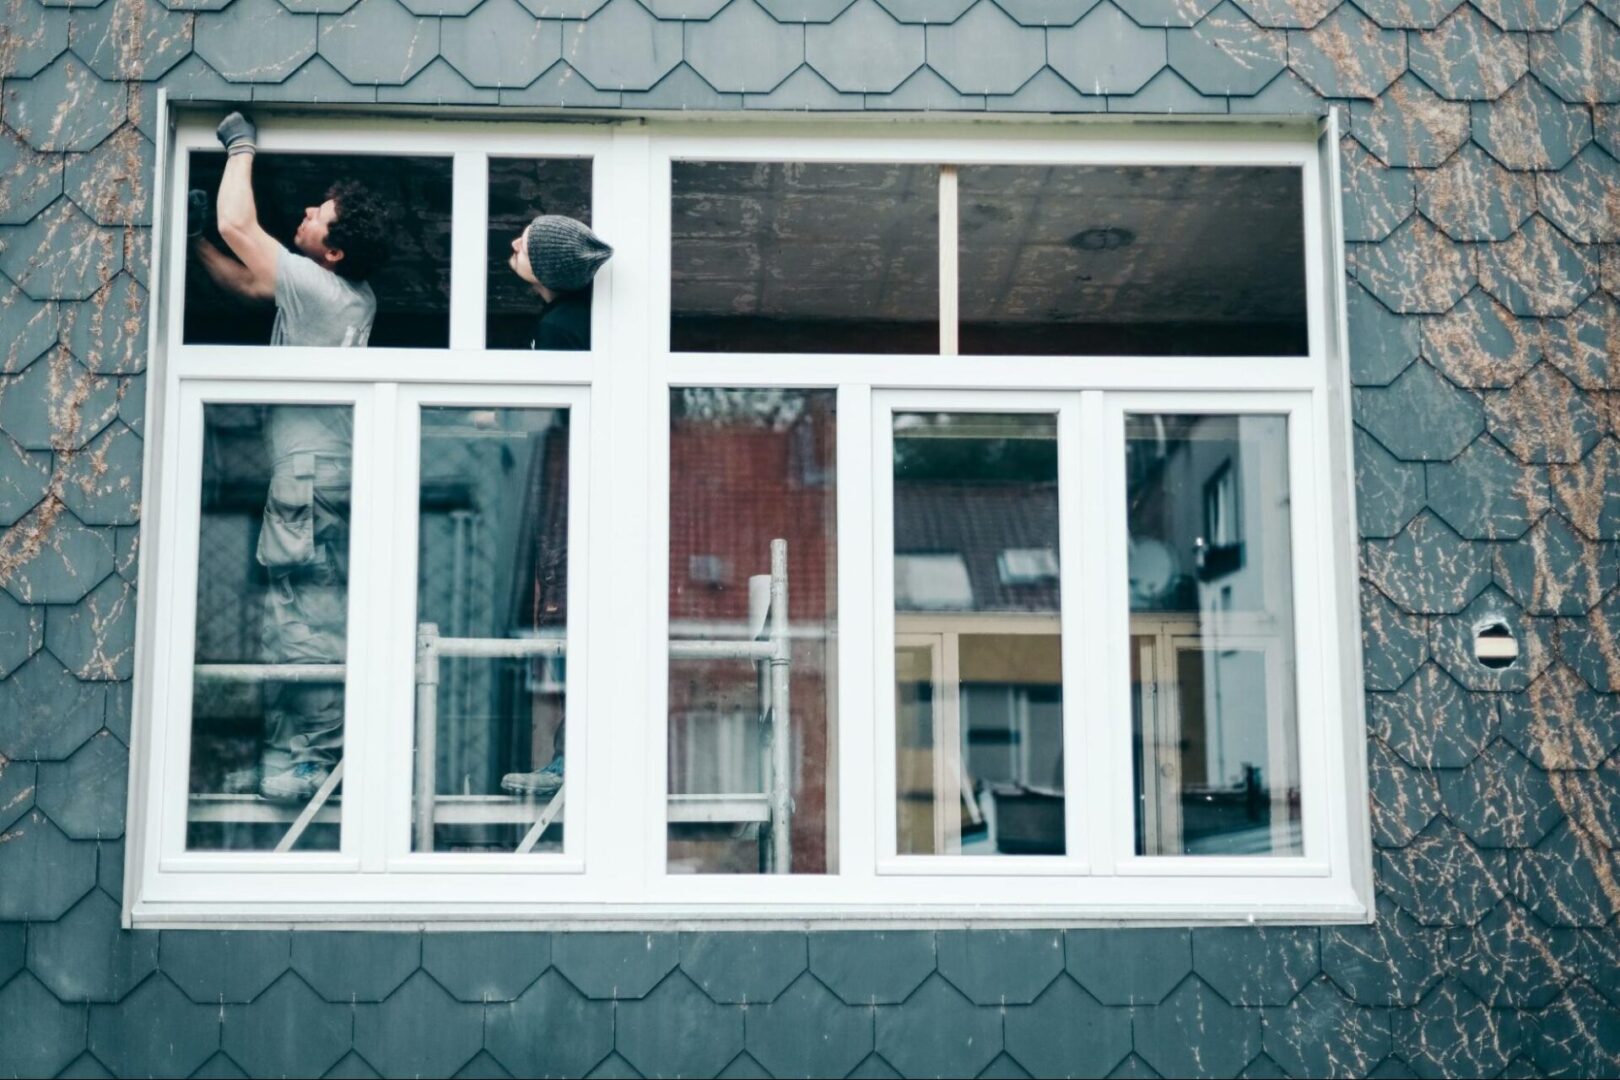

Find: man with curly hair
<box><xmin>190</xmin><ymin>111</ymin><xmax>390</xmax><ymax>803</ymax></box>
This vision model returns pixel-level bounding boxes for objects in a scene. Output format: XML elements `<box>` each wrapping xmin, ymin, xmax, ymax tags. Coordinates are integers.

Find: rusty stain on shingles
<box><xmin>1423</xmin><ymin>293</ymin><xmax>1541</xmax><ymax>389</ymax></box>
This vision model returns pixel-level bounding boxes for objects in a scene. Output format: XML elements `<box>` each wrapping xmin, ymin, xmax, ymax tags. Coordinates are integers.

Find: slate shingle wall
<box><xmin>1</xmin><ymin>0</ymin><xmax>1618</xmax><ymax>1075</ymax></box>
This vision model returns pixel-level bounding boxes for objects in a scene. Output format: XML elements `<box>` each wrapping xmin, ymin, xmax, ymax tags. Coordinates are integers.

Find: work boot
<box><xmin>261</xmin><ymin>762</ymin><xmax>331</xmax><ymax>802</ymax></box>
<box><xmin>501</xmin><ymin>755</ymin><xmax>564</xmax><ymax>796</ymax></box>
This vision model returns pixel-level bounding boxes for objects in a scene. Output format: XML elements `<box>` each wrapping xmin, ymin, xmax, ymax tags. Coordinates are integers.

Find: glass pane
<box><xmin>487</xmin><ymin>157</ymin><xmax>595</xmax><ymax>350</ymax></box>
<box><xmin>413</xmin><ymin>407</ymin><xmax>570</xmax><ymax>854</ymax></box>
<box><xmin>668</xmin><ymin>389</ymin><xmax>837</xmax><ymax>873</ymax></box>
<box><xmin>188</xmin><ymin>404</ymin><xmax>352</xmax><ymax>852</ymax></box>
<box><xmin>184</xmin><ymin>152</ymin><xmax>452</xmax><ymax>347</ymax></box>
<box><xmin>1126</xmin><ymin>413</ymin><xmax>1302</xmax><ymax>856</ymax></box>
<box><xmin>893</xmin><ymin>413</ymin><xmax>1064</xmax><ymax>857</ymax></box>
<box><xmin>958</xmin><ymin>166</ymin><xmax>1307</xmax><ymax>356</ymax></box>
<box><xmin>671</xmin><ymin>162</ymin><xmax>939</xmax><ymax>353</ymax></box>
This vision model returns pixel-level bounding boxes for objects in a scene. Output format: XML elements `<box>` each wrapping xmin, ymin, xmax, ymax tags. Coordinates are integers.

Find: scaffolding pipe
<box><xmin>194</xmin><ymin>663</ymin><xmax>345</xmax><ymax>683</ymax></box>
<box><xmin>768</xmin><ymin>538</ymin><xmax>792</xmax><ymax>873</ymax></box>
<box><xmin>414</xmin><ymin>622</ymin><xmax>440</xmax><ymax>852</ymax></box>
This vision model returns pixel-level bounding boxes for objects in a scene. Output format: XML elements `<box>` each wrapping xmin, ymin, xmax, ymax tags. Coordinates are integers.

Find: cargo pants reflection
<box><xmin>257</xmin><ymin>445</ymin><xmax>351</xmax><ymax>773</ymax></box>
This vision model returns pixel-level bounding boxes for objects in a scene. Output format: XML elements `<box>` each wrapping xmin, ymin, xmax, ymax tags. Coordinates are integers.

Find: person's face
<box><xmin>294</xmin><ymin>198</ymin><xmax>342</xmax><ymax>266</ymax></box>
<box><xmin>509</xmin><ymin>225</ymin><xmax>540</xmax><ymax>287</ymax></box>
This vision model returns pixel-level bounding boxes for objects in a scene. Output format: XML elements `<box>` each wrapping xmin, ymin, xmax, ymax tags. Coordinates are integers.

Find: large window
<box><xmin>131</xmin><ymin>116</ymin><xmax>1367</xmax><ymax>922</ymax></box>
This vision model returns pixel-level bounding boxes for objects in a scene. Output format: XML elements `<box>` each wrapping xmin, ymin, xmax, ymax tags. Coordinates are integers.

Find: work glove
<box><xmin>216</xmin><ymin>111</ymin><xmax>257</xmax><ymax>156</ymax></box>
<box><xmin>186</xmin><ymin>189</ymin><xmax>210</xmax><ymax>238</ymax></box>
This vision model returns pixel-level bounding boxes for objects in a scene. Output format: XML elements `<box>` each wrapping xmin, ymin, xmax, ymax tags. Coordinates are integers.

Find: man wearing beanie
<box><xmin>190</xmin><ymin>111</ymin><xmax>389</xmax><ymax>805</ymax></box>
<box><xmin>507</xmin><ymin>215</ymin><xmax>613</xmax><ymax>351</ymax></box>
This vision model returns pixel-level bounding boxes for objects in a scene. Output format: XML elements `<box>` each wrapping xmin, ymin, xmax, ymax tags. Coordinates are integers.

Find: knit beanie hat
<box><xmin>526</xmin><ymin>215</ymin><xmax>613</xmax><ymax>293</ymax></box>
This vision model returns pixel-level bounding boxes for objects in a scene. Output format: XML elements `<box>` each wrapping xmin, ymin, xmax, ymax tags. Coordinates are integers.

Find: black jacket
<box><xmin>530</xmin><ymin>290</ymin><xmax>591</xmax><ymax>351</ymax></box>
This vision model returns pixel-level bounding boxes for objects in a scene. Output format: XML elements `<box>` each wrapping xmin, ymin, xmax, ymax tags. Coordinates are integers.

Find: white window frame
<box><xmin>127</xmin><ymin>101</ymin><xmax>1370</xmax><ymax>926</ymax></box>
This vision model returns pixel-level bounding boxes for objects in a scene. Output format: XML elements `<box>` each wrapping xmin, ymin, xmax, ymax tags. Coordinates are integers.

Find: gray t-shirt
<box><xmin>269</xmin><ymin>246</ymin><xmax>377</xmax><ymax>348</ymax></box>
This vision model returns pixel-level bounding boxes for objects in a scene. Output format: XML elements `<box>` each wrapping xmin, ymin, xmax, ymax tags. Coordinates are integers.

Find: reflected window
<box><xmin>487</xmin><ymin>157</ymin><xmax>594</xmax><ymax>350</ymax></box>
<box><xmin>188</xmin><ymin>404</ymin><xmax>352</xmax><ymax>852</ymax></box>
<box><xmin>671</xmin><ymin>162</ymin><xmax>939</xmax><ymax>353</ymax></box>
<box><xmin>668</xmin><ymin>389</ymin><xmax>837</xmax><ymax>873</ymax></box>
<box><xmin>958</xmin><ymin>166</ymin><xmax>1307</xmax><ymax>356</ymax></box>
<box><xmin>1126</xmin><ymin>414</ymin><xmax>1302</xmax><ymax>856</ymax></box>
<box><xmin>184</xmin><ymin>152</ymin><xmax>451</xmax><ymax>348</ymax></box>
<box><xmin>893</xmin><ymin>413</ymin><xmax>1064</xmax><ymax>857</ymax></box>
<box><xmin>413</xmin><ymin>407</ymin><xmax>571</xmax><ymax>854</ymax></box>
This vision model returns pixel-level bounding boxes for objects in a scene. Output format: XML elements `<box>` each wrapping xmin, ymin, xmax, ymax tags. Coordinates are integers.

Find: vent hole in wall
<box><xmin>1474</xmin><ymin>621</ymin><xmax>1519</xmax><ymax>670</ymax></box>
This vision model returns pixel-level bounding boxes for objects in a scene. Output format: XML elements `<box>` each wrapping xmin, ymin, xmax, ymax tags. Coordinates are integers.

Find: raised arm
<box><xmin>212</xmin><ymin>113</ymin><xmax>282</xmax><ymax>299</ymax></box>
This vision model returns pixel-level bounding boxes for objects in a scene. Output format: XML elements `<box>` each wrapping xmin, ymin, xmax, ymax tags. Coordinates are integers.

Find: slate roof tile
<box><xmin>1476</xmin><ymin>75</ymin><xmax>1593</xmax><ymax>169</ymax></box>
<box><xmin>0</xmin><ymin>128</ymin><xmax>63</xmax><ymax>225</ymax></box>
<box><xmin>1486</xmin><ymin>362</ymin><xmax>1605</xmax><ymax>464</ymax></box>
<box><xmin>1495</xmin><ymin>511</ymin><xmax>1617</xmax><ymax>615</ymax></box>
<box><xmin>992</xmin><ymin>0</ymin><xmax>1102</xmax><ymax>24</ymax></box>
<box><xmin>1472</xmin><ymin>0</ymin><xmax>1581</xmax><ymax>31</ymax></box>
<box><xmin>679</xmin><ymin>931</ymin><xmax>805</xmax><ymax>1005</ymax></box>
<box><xmin>1353</xmin><ymin>217</ymin><xmax>1475</xmax><ymax>314</ymax></box>
<box><xmin>804</xmin><ymin>0</ymin><xmax>923</xmax><ymax>92</ymax></box>
<box><xmin>1341</xmin><ymin>139</ymin><xmax>1414</xmax><ymax>242</ymax></box>
<box><xmin>1115</xmin><ymin>0</ymin><xmax>1219</xmax><ymax>27</ymax></box>
<box><xmin>1133</xmin><ymin>977</ymin><xmax>1260</xmax><ymax>1080</ymax></box>
<box><xmin>71</xmin><ymin>0</ymin><xmax>193</xmax><ymax>82</ymax></box>
<box><xmin>115</xmin><ymin>372</ymin><xmax>143</xmax><ymax>438</ymax></box>
<box><xmin>927</xmin><ymin>2</ymin><xmax>1044</xmax><ymax>95</ymax></box>
<box><xmin>874</xmin><ymin>974</ymin><xmax>1001</xmax><ymax>1077</ymax></box>
<box><xmin>1408</xmin><ymin>3</ymin><xmax>1527</xmax><ymax>101</ymax></box>
<box><xmin>686</xmin><ymin>0</ymin><xmax>804</xmax><ymax>94</ymax></box>
<box><xmin>1425</xmin><ymin>434</ymin><xmax>1550</xmax><ymax>540</ymax></box>
<box><xmin>1048</xmin><ymin>2</ymin><xmax>1166</xmax><ymax>95</ymax></box>
<box><xmin>1599</xmin><ymin>102</ymin><xmax>1620</xmax><ymax>155</ymax></box>
<box><xmin>1347</xmin><ymin>280</ymin><xmax>1419</xmax><ymax>386</ymax></box>
<box><xmin>1000</xmin><ymin>976</ymin><xmax>1129</xmax><ymax>1077</ymax></box>
<box><xmin>1356</xmin><ymin>359</ymin><xmax>1484</xmax><ymax>460</ymax></box>
<box><xmin>0</xmin><ymin>919</ymin><xmax>22</xmax><ymax>982</ymax></box>
<box><xmin>1109</xmin><ymin>66</ymin><xmax>1226</xmax><ymax>110</ymax></box>
<box><xmin>1544</xmin><ymin>293</ymin><xmax>1620</xmax><ymax>395</ymax></box>
<box><xmin>619</xmin><ymin>970</ymin><xmax>745</xmax><ymax>1077</ymax></box>
<box><xmin>221</xmin><ymin>971</ymin><xmax>351</xmax><ymax>1078</ymax></box>
<box><xmin>1</xmin><ymin>510</ymin><xmax>117</xmax><ymax>612</ymax></box>
<box><xmin>1432</xmin><ymin>286</ymin><xmax>1542</xmax><ymax>388</ymax></box>
<box><xmin>583</xmin><ymin>1051</ymin><xmax>645</xmax><ymax>1077</ymax></box>
<box><xmin>1528</xmin><ymin>5</ymin><xmax>1620</xmax><ymax>105</ymax></box>
<box><xmin>1263</xmin><ymin>977</ymin><xmax>1392</xmax><ymax>1078</ymax></box>
<box><xmin>322</xmin><ymin>1050</ymin><xmax>382</xmax><ymax>1077</ymax></box>
<box><xmin>870</xmin><ymin>0</ymin><xmax>974</xmax><ymax>21</ymax></box>
<box><xmin>25</xmin><ymin>889</ymin><xmax>153</xmax><ymax>1004</ymax></box>
<box><xmin>1379</xmin><ymin>816</ymin><xmax>1509</xmax><ymax>924</ymax></box>
<box><xmin>419</xmin><ymin>931</ymin><xmax>550</xmax><ymax>1003</ymax></box>
<box><xmin>1229</xmin><ymin>0</ymin><xmax>1334</xmax><ymax>30</ymax></box>
<box><xmin>1550</xmin><ymin>433</ymin><xmax>1620</xmax><ymax>539</ymax></box>
<box><xmin>0</xmin><ymin>0</ymin><xmax>70</xmax><ymax>80</ymax></box>
<box><xmin>1102</xmin><ymin>1052</ymin><xmax>1161</xmax><ymax>1077</ymax></box>
<box><xmin>193</xmin><ymin>0</ymin><xmax>317</xmax><ymax>82</ymax></box>
<box><xmin>1479</xmin><ymin>215</ymin><xmax>1598</xmax><ymax>317</ymax></box>
<box><xmin>483</xmin><ymin>969</ymin><xmax>614</xmax><ymax>1075</ymax></box>
<box><xmin>1418</xmin><ymin>143</ymin><xmax>1536</xmax><ymax>243</ymax></box>
<box><xmin>498</xmin><ymin>59</ymin><xmax>622</xmax><ymax>105</ymax></box>
<box><xmin>1355</xmin><ymin>426</ymin><xmax>1426</xmax><ymax>537</ymax></box>
<box><xmin>0</xmin><ymin>756</ymin><xmax>35</xmax><ymax>835</ymax></box>
<box><xmin>1507</xmin><ymin>818</ymin><xmax>1620</xmax><ymax>924</ymax></box>
<box><xmin>757</xmin><ymin>0</ymin><xmax>857</xmax><ymax>21</ymax></box>
<box><xmin>551</xmin><ymin>931</ymin><xmax>678</xmax><ymax>999</ymax></box>
<box><xmin>1369</xmin><ymin>734</ymin><xmax>1444</xmax><ymax>846</ymax></box>
<box><xmin>1561</xmin><ymin>589</ymin><xmax>1620</xmax><ymax>692</ymax></box>
<box><xmin>1288</xmin><ymin>4</ymin><xmax>1407</xmax><ymax>99</ymax></box>
<box><xmin>0</xmin><ymin>652</ymin><xmax>109</xmax><ymax>759</ymax></box>
<box><xmin>318</xmin><ymin>0</ymin><xmax>437</xmax><ymax>85</ymax></box>
<box><xmin>742</xmin><ymin>972</ymin><xmax>872</xmax><ymax>1077</ymax></box>
<box><xmin>1229</xmin><ymin>66</ymin><xmax>1325</xmax><ymax>111</ymax></box>
<box><xmin>1369</xmin><ymin>660</ymin><xmax>1497</xmax><ymax>767</ymax></box>
<box><xmin>1429</xmin><ymin>585</ymin><xmax>1557</xmax><ymax>692</ymax></box>
<box><xmin>354</xmin><ymin>971</ymin><xmax>483</xmax><ymax>1077</ymax></box>
<box><xmin>517</xmin><ymin>0</ymin><xmax>608</xmax><ymax>16</ymax></box>
<box><xmin>1362</xmin><ymin>582</ymin><xmax>1429</xmax><ymax>691</ymax></box>
<box><xmin>808</xmin><ymin>931</ymin><xmax>934</xmax><ymax>1005</ymax></box>
<box><xmin>153</xmin><ymin>53</ymin><xmax>252</xmax><ymax>103</ymax></box>
<box><xmin>1537</xmin><ymin>146</ymin><xmax>1620</xmax><ymax>246</ymax></box>
<box><xmin>563</xmin><ymin>0</ymin><xmax>683</xmax><ymax>91</ymax></box>
<box><xmin>936</xmin><ymin>929</ymin><xmax>1063</xmax><ymax>1006</ymax></box>
<box><xmin>376</xmin><ymin>57</ymin><xmax>496</xmax><ymax>104</ymax></box>
<box><xmin>439</xmin><ymin>0</ymin><xmax>561</xmax><ymax>89</ymax></box>
<box><xmin>644</xmin><ymin>0</ymin><xmax>728</xmax><ymax>16</ymax></box>
<box><xmin>627</xmin><ymin>62</ymin><xmax>748</xmax><ymax>107</ymax></box>
<box><xmin>1321</xmin><ymin>896</ymin><xmax>1446</xmax><ymax>1007</ymax></box>
<box><xmin>984</xmin><ymin>65</ymin><xmax>1107</xmax><ymax>109</ymax></box>
<box><xmin>1066</xmin><ymin>928</ymin><xmax>1190</xmax><ymax>1006</ymax></box>
<box><xmin>161</xmin><ymin>930</ymin><xmax>291</xmax><ymax>1004</ymax></box>
<box><xmin>1350</xmin><ymin>75</ymin><xmax>1471</xmax><ymax>167</ymax></box>
<box><xmin>61</xmin><ymin>274</ymin><xmax>145</xmax><ymax>380</ymax></box>
<box><xmin>1192</xmin><ymin>927</ymin><xmax>1318</xmax><ymax>1007</ymax></box>
<box><xmin>1355</xmin><ymin>0</ymin><xmax>1462</xmax><ymax>29</ymax></box>
<box><xmin>1568</xmin><ymin>922</ymin><xmax>1620</xmax><ymax>1007</ymax></box>
<box><xmin>1531</xmin><ymin>983</ymin><xmax>1620</xmax><ymax>1078</ymax></box>
<box><xmin>257</xmin><ymin>55</ymin><xmax>380</xmax><ymax>102</ymax></box>
<box><xmin>0</xmin><ymin>199</ymin><xmax>124</xmax><ymax>301</ymax></box>
<box><xmin>1500</xmin><ymin>663</ymin><xmax>1620</xmax><ymax>767</ymax></box>
<box><xmin>744</xmin><ymin>63</ymin><xmax>865</xmax><ymax>108</ymax></box>
<box><xmin>864</xmin><ymin>64</ymin><xmax>985</xmax><ymax>108</ymax></box>
<box><xmin>1166</xmin><ymin>3</ymin><xmax>1287</xmax><ymax>97</ymax></box>
<box><xmin>0</xmin><ymin>347</ymin><xmax>122</xmax><ymax>451</ymax></box>
<box><xmin>1441</xmin><ymin>738</ymin><xmax>1565</xmax><ymax>847</ymax></box>
<box><xmin>0</xmin><ymin>285</ymin><xmax>58</xmax><ymax>374</ymax></box>
<box><xmin>87</xmin><ymin>974</ymin><xmax>220</xmax><ymax>1078</ymax></box>
<box><xmin>1393</xmin><ymin>979</ymin><xmax>1522</xmax><ymax>1077</ymax></box>
<box><xmin>278</xmin><ymin>0</ymin><xmax>362</xmax><ymax>13</ymax></box>
<box><xmin>290</xmin><ymin>931</ymin><xmax>419</xmax><ymax>1002</ymax></box>
<box><xmin>0</xmin><ymin>435</ymin><xmax>51</xmax><ymax>528</ymax></box>
<box><xmin>35</xmin><ymin>728</ymin><xmax>127</xmax><ymax>836</ymax></box>
<box><xmin>1450</xmin><ymin>900</ymin><xmax>1568</xmax><ymax>1007</ymax></box>
<box><xmin>64</xmin><ymin>129</ymin><xmax>155</xmax><ymax>230</ymax></box>
<box><xmin>0</xmin><ymin>973</ymin><xmax>87</xmax><ymax>1078</ymax></box>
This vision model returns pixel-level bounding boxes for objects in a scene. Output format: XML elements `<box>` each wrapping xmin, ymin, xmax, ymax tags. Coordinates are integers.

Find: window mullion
<box><xmin>835</xmin><ymin>382</ymin><xmax>875</xmax><ymax>881</ymax></box>
<box><xmin>1081</xmin><ymin>390</ymin><xmax>1122</xmax><ymax>875</ymax></box>
<box><xmin>352</xmin><ymin>381</ymin><xmax>400</xmax><ymax>872</ymax></box>
<box><xmin>448</xmin><ymin>152</ymin><xmax>489</xmax><ymax>351</ymax></box>
<box><xmin>938</xmin><ymin>165</ymin><xmax>958</xmax><ymax>357</ymax></box>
